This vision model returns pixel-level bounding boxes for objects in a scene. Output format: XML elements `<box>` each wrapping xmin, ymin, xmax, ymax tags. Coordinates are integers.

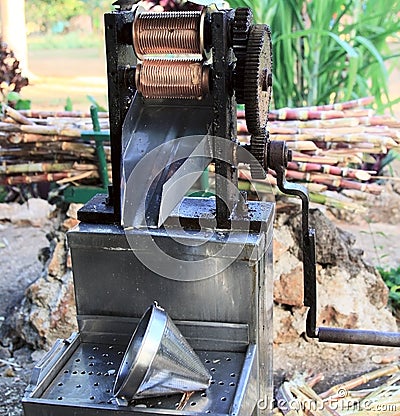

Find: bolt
<box><xmin>262</xmin><ymin>70</ymin><xmax>272</xmax><ymax>91</ymax></box>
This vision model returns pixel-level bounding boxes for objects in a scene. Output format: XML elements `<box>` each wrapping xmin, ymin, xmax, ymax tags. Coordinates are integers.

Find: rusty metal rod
<box><xmin>318</xmin><ymin>327</ymin><xmax>400</xmax><ymax>347</ymax></box>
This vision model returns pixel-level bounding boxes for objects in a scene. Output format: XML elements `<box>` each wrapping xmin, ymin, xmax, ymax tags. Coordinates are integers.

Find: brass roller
<box><xmin>133</xmin><ymin>10</ymin><xmax>206</xmax><ymax>59</ymax></box>
<box><xmin>135</xmin><ymin>60</ymin><xmax>210</xmax><ymax>99</ymax></box>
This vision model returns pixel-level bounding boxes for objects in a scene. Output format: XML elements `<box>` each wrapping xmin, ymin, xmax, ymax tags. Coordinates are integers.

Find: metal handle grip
<box><xmin>318</xmin><ymin>327</ymin><xmax>400</xmax><ymax>347</ymax></box>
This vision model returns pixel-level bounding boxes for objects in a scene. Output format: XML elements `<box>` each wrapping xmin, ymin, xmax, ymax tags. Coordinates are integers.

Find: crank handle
<box><xmin>268</xmin><ymin>141</ymin><xmax>400</xmax><ymax>347</ymax></box>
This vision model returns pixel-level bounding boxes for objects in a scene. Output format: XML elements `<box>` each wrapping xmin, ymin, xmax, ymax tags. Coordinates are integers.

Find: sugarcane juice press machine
<box><xmin>23</xmin><ymin>2</ymin><xmax>400</xmax><ymax>416</ymax></box>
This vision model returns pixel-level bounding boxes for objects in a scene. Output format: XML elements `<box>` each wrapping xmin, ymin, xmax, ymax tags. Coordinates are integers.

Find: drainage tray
<box><xmin>23</xmin><ymin>332</ymin><xmax>257</xmax><ymax>416</ymax></box>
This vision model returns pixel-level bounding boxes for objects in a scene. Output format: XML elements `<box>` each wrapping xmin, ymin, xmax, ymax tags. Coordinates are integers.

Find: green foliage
<box><xmin>8</xmin><ymin>91</ymin><xmax>31</xmax><ymax>110</ymax></box>
<box><xmin>65</xmin><ymin>97</ymin><xmax>73</xmax><ymax>111</ymax></box>
<box><xmin>228</xmin><ymin>0</ymin><xmax>400</xmax><ymax>111</ymax></box>
<box><xmin>26</xmin><ymin>0</ymin><xmax>111</xmax><ymax>34</ymax></box>
<box><xmin>87</xmin><ymin>95</ymin><xmax>107</xmax><ymax>112</ymax></box>
<box><xmin>26</xmin><ymin>0</ymin><xmax>85</xmax><ymax>32</ymax></box>
<box><xmin>378</xmin><ymin>266</ymin><xmax>400</xmax><ymax>312</ymax></box>
<box><xmin>81</xmin><ymin>0</ymin><xmax>112</xmax><ymax>31</ymax></box>
<box><xmin>377</xmin><ymin>150</ymin><xmax>400</xmax><ymax>176</ymax></box>
<box><xmin>0</xmin><ymin>186</ymin><xmax>8</xmax><ymax>203</ymax></box>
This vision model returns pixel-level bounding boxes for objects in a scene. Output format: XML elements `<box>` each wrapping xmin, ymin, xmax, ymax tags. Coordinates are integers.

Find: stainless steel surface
<box><xmin>78</xmin><ymin>315</ymin><xmax>250</xmax><ymax>352</ymax></box>
<box><xmin>62</xmin><ymin>198</ymin><xmax>274</xmax><ymax>415</ymax></box>
<box><xmin>120</xmin><ymin>96</ymin><xmax>212</xmax><ymax>228</ymax></box>
<box><xmin>68</xmin><ymin>199</ymin><xmax>274</xmax><ymax>326</ymax></box>
<box><xmin>24</xmin><ymin>332</ymin><xmax>257</xmax><ymax>415</ymax></box>
<box><xmin>114</xmin><ymin>304</ymin><xmax>211</xmax><ymax>401</ymax></box>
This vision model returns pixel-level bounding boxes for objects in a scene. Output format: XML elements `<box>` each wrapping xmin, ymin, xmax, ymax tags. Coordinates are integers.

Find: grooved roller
<box><xmin>133</xmin><ymin>11</ymin><xmax>204</xmax><ymax>58</ymax></box>
<box><xmin>135</xmin><ymin>59</ymin><xmax>210</xmax><ymax>99</ymax></box>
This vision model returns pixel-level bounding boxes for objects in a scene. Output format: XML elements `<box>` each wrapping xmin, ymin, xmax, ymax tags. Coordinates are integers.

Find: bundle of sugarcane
<box><xmin>0</xmin><ymin>104</ymin><xmax>111</xmax><ymax>187</ymax></box>
<box><xmin>274</xmin><ymin>363</ymin><xmax>400</xmax><ymax>416</ymax></box>
<box><xmin>237</xmin><ymin>96</ymin><xmax>400</xmax><ymax>205</ymax></box>
<box><xmin>1</xmin><ymin>96</ymin><xmax>399</xmax><ymax>206</ymax></box>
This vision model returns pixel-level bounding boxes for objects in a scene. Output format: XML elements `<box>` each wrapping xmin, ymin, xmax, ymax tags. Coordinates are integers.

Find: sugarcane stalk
<box><xmin>56</xmin><ymin>170</ymin><xmax>98</xmax><ymax>184</ymax></box>
<box><xmin>299</xmin><ymin>126</ymin><xmax>366</xmax><ymax>135</ymax></box>
<box><xmin>341</xmin><ymin>109</ymin><xmax>374</xmax><ymax>118</ymax></box>
<box><xmin>309</xmin><ymin>192</ymin><xmax>367</xmax><ymax>213</ymax></box>
<box><xmin>281</xmin><ymin>96</ymin><xmax>374</xmax><ymax>112</ymax></box>
<box><xmin>291</xmin><ymin>153</ymin><xmax>340</xmax><ymax>165</ymax></box>
<box><xmin>2</xmin><ymin>104</ymin><xmax>35</xmax><ymax>125</ymax></box>
<box><xmin>238</xmin><ymin>169</ymin><xmax>328</xmax><ymax>193</ymax></box>
<box><xmin>288</xmin><ymin>385</ymin><xmax>328</xmax><ymax>416</ymax></box>
<box><xmin>270</xmin><ymin>134</ymin><xmax>316</xmax><ymax>142</ymax></box>
<box><xmin>269</xmin><ymin>109</ymin><xmax>345</xmax><ymax>121</ymax></box>
<box><xmin>287</xmin><ymin>161</ymin><xmax>373</xmax><ymax>181</ymax></box>
<box><xmin>361</xmin><ymin>116</ymin><xmax>400</xmax><ymax>128</ymax></box>
<box><xmin>0</xmin><ymin>172</ymin><xmax>75</xmax><ymax>185</ymax></box>
<box><xmin>238</xmin><ymin>178</ymin><xmax>274</xmax><ymax>195</ymax></box>
<box><xmin>276</xmin><ymin>382</ymin><xmax>302</xmax><ymax>416</ymax></box>
<box><xmin>0</xmin><ymin>122</ymin><xmax>21</xmax><ymax>133</ymax></box>
<box><xmin>19</xmin><ymin>124</ymin><xmax>81</xmax><ymax>137</ymax></box>
<box><xmin>321</xmin><ymin>134</ymin><xmax>396</xmax><ymax>147</ymax></box>
<box><xmin>8</xmin><ymin>133</ymin><xmax>79</xmax><ymax>144</ymax></box>
<box><xmin>269</xmin><ymin>118</ymin><xmax>361</xmax><ymax>129</ymax></box>
<box><xmin>285</xmin><ymin>170</ymin><xmax>382</xmax><ymax>194</ymax></box>
<box><xmin>269</xmin><ymin>131</ymin><xmax>397</xmax><ymax>147</ymax></box>
<box><xmin>72</xmin><ymin>162</ymin><xmax>111</xmax><ymax>171</ymax></box>
<box><xmin>18</xmin><ymin>110</ymin><xmax>109</xmax><ymax>119</ymax></box>
<box><xmin>373</xmin><ymin>176</ymin><xmax>400</xmax><ymax>182</ymax></box>
<box><xmin>320</xmin><ymin>364</ymin><xmax>400</xmax><ymax>399</ymax></box>
<box><xmin>360</xmin><ymin>373</ymin><xmax>400</xmax><ymax>404</ymax></box>
<box><xmin>306</xmin><ymin>373</ymin><xmax>324</xmax><ymax>389</ymax></box>
<box><xmin>0</xmin><ymin>162</ymin><xmax>74</xmax><ymax>174</ymax></box>
<box><xmin>285</xmin><ymin>141</ymin><xmax>318</xmax><ymax>151</ymax></box>
<box><xmin>60</xmin><ymin>142</ymin><xmax>96</xmax><ymax>154</ymax></box>
<box><xmin>176</xmin><ymin>391</ymin><xmax>194</xmax><ymax>411</ymax></box>
<box><xmin>326</xmin><ymin>146</ymin><xmax>388</xmax><ymax>154</ymax></box>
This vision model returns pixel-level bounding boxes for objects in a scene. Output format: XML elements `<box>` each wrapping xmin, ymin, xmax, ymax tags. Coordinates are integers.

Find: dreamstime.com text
<box><xmin>257</xmin><ymin>396</ymin><xmax>399</xmax><ymax>413</ymax></box>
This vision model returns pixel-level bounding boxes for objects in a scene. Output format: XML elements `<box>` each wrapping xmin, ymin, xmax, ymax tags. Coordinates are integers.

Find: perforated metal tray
<box><xmin>23</xmin><ymin>332</ymin><xmax>257</xmax><ymax>416</ymax></box>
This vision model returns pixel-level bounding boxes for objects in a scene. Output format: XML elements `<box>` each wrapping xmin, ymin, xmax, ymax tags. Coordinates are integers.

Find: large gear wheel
<box><xmin>243</xmin><ymin>24</ymin><xmax>272</xmax><ymax>179</ymax></box>
<box><xmin>244</xmin><ymin>24</ymin><xmax>272</xmax><ymax>135</ymax></box>
<box><xmin>232</xmin><ymin>7</ymin><xmax>253</xmax><ymax>104</ymax></box>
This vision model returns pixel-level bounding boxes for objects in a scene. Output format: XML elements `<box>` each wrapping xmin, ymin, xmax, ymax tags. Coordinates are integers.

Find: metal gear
<box><xmin>232</xmin><ymin>8</ymin><xmax>253</xmax><ymax>104</ymax></box>
<box><xmin>243</xmin><ymin>24</ymin><xmax>272</xmax><ymax>178</ymax></box>
<box><xmin>244</xmin><ymin>24</ymin><xmax>272</xmax><ymax>135</ymax></box>
<box><xmin>249</xmin><ymin>134</ymin><xmax>268</xmax><ymax>179</ymax></box>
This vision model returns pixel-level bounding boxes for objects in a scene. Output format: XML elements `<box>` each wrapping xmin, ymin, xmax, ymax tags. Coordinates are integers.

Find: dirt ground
<box><xmin>0</xmin><ymin>223</ymin><xmax>50</xmax><ymax>416</ymax></box>
<box><xmin>25</xmin><ymin>47</ymin><xmax>107</xmax><ymax>111</ymax></box>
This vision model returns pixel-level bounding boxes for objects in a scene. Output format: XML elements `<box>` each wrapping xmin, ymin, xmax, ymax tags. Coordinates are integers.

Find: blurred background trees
<box><xmin>26</xmin><ymin>0</ymin><xmax>110</xmax><ymax>34</ymax></box>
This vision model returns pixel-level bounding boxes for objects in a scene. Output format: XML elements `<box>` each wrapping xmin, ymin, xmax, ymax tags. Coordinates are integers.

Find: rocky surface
<box><xmin>273</xmin><ymin>204</ymin><xmax>398</xmax><ymax>376</ymax></box>
<box><xmin>0</xmin><ymin>206</ymin><xmax>78</xmax><ymax>350</ymax></box>
<box><xmin>273</xmin><ymin>206</ymin><xmax>396</xmax><ymax>343</ymax></box>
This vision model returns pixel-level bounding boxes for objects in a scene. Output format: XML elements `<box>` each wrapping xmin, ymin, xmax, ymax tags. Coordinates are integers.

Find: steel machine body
<box><xmin>23</xmin><ymin>2</ymin><xmax>276</xmax><ymax>415</ymax></box>
<box><xmin>22</xmin><ymin>1</ymin><xmax>400</xmax><ymax>416</ymax></box>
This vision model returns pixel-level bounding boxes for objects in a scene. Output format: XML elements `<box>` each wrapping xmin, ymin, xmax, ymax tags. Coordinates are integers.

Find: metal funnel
<box><xmin>113</xmin><ymin>303</ymin><xmax>211</xmax><ymax>401</ymax></box>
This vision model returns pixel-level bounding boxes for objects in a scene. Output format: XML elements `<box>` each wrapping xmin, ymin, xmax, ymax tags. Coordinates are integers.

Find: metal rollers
<box><xmin>136</xmin><ymin>60</ymin><xmax>209</xmax><ymax>99</ymax></box>
<box><xmin>133</xmin><ymin>11</ymin><xmax>203</xmax><ymax>58</ymax></box>
<box><xmin>133</xmin><ymin>10</ymin><xmax>209</xmax><ymax>99</ymax></box>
